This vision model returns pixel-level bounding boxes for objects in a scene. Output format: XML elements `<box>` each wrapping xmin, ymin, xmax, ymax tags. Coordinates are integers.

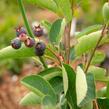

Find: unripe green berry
<box><xmin>102</xmin><ymin>2</ymin><xmax>109</xmax><ymax>24</ymax></box>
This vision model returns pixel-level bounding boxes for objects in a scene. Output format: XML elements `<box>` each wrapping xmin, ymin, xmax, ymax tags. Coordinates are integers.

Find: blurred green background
<box><xmin>0</xmin><ymin>0</ymin><xmax>108</xmax><ymax>75</ymax></box>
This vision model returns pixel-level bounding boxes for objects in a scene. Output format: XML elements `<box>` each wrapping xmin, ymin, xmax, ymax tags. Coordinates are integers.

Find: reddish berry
<box><xmin>33</xmin><ymin>25</ymin><xmax>43</xmax><ymax>37</ymax></box>
<box><xmin>24</xmin><ymin>38</ymin><xmax>35</xmax><ymax>47</ymax></box>
<box><xmin>11</xmin><ymin>38</ymin><xmax>21</xmax><ymax>49</ymax></box>
<box><xmin>35</xmin><ymin>42</ymin><xmax>46</xmax><ymax>56</ymax></box>
<box><xmin>16</xmin><ymin>26</ymin><xmax>27</xmax><ymax>37</ymax></box>
<box><xmin>19</xmin><ymin>33</ymin><xmax>28</xmax><ymax>42</ymax></box>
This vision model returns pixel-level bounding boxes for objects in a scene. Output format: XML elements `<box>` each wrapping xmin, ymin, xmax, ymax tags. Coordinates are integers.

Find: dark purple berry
<box><xmin>35</xmin><ymin>42</ymin><xmax>46</xmax><ymax>56</ymax></box>
<box><xmin>24</xmin><ymin>38</ymin><xmax>35</xmax><ymax>47</ymax></box>
<box><xmin>11</xmin><ymin>38</ymin><xmax>21</xmax><ymax>49</ymax></box>
<box><xmin>16</xmin><ymin>26</ymin><xmax>27</xmax><ymax>37</ymax></box>
<box><xmin>33</xmin><ymin>25</ymin><xmax>43</xmax><ymax>37</ymax></box>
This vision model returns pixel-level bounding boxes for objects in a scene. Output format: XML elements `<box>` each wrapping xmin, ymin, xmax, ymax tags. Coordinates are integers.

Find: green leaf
<box><xmin>20</xmin><ymin>92</ymin><xmax>41</xmax><ymax>106</ymax></box>
<box><xmin>62</xmin><ymin>65</ymin><xmax>68</xmax><ymax>95</ymax></box>
<box><xmin>79</xmin><ymin>73</ymin><xmax>96</xmax><ymax>107</ymax></box>
<box><xmin>21</xmin><ymin>75</ymin><xmax>57</xmax><ymax>102</ymax></box>
<box><xmin>88</xmin><ymin>66</ymin><xmax>109</xmax><ymax>82</ymax></box>
<box><xmin>75</xmin><ymin>30</ymin><xmax>109</xmax><ymax>56</ymax></box>
<box><xmin>0</xmin><ymin>44</ymin><xmax>57</xmax><ymax>60</ymax></box>
<box><xmin>102</xmin><ymin>2</ymin><xmax>109</xmax><ymax>24</ymax></box>
<box><xmin>54</xmin><ymin>0</ymin><xmax>73</xmax><ymax>22</ymax></box>
<box><xmin>97</xmin><ymin>98</ymin><xmax>109</xmax><ymax>109</ymax></box>
<box><xmin>91</xmin><ymin>51</ymin><xmax>105</xmax><ymax>65</ymax></box>
<box><xmin>39</xmin><ymin>67</ymin><xmax>62</xmax><ymax>81</ymax></box>
<box><xmin>60</xmin><ymin>94</ymin><xmax>68</xmax><ymax>109</ymax></box>
<box><xmin>26</xmin><ymin>0</ymin><xmax>58</xmax><ymax>13</ymax></box>
<box><xmin>41</xmin><ymin>95</ymin><xmax>57</xmax><ymax>109</ymax></box>
<box><xmin>76</xmin><ymin>67</ymin><xmax>96</xmax><ymax>107</ymax></box>
<box><xmin>62</xmin><ymin>64</ymin><xmax>78</xmax><ymax>109</ymax></box>
<box><xmin>76</xmin><ymin>66</ymin><xmax>88</xmax><ymax>106</ymax></box>
<box><xmin>49</xmin><ymin>19</ymin><xmax>66</xmax><ymax>44</ymax></box>
<box><xmin>0</xmin><ymin>45</ymin><xmax>35</xmax><ymax>60</ymax></box>
<box><xmin>76</xmin><ymin>24</ymin><xmax>102</xmax><ymax>38</ymax></box>
<box><xmin>81</xmin><ymin>102</ymin><xmax>93</xmax><ymax>109</ymax></box>
<box><xmin>49</xmin><ymin>77</ymin><xmax>63</xmax><ymax>95</ymax></box>
<box><xmin>41</xmin><ymin>20</ymin><xmax>52</xmax><ymax>32</ymax></box>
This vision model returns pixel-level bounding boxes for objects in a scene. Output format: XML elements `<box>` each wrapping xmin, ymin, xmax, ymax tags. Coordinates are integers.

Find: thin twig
<box><xmin>45</xmin><ymin>55</ymin><xmax>60</xmax><ymax>65</ymax></box>
<box><xmin>18</xmin><ymin>0</ymin><xmax>48</xmax><ymax>69</ymax></box>
<box><xmin>85</xmin><ymin>24</ymin><xmax>107</xmax><ymax>73</ymax></box>
<box><xmin>39</xmin><ymin>56</ymin><xmax>48</xmax><ymax>69</ymax></box>
<box><xmin>47</xmin><ymin>47</ymin><xmax>62</xmax><ymax>65</ymax></box>
<box><xmin>64</xmin><ymin>22</ymin><xmax>71</xmax><ymax>64</ymax></box>
<box><xmin>93</xmin><ymin>99</ymin><xmax>99</xmax><ymax>109</ymax></box>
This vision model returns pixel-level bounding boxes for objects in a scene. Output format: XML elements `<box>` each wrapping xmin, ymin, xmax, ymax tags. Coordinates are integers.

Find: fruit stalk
<box><xmin>18</xmin><ymin>0</ymin><xmax>34</xmax><ymax>38</ymax></box>
<box><xmin>39</xmin><ymin>56</ymin><xmax>48</xmax><ymax>69</ymax></box>
<box><xmin>18</xmin><ymin>0</ymin><xmax>47</xmax><ymax>69</ymax></box>
<box><xmin>47</xmin><ymin>47</ymin><xmax>62</xmax><ymax>65</ymax></box>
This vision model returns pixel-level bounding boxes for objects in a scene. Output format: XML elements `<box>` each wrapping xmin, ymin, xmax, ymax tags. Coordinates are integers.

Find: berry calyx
<box><xmin>33</xmin><ymin>25</ymin><xmax>43</xmax><ymax>37</ymax></box>
<box><xmin>35</xmin><ymin>42</ymin><xmax>46</xmax><ymax>56</ymax></box>
<box><xmin>11</xmin><ymin>38</ymin><xmax>22</xmax><ymax>49</ymax></box>
<box><xmin>24</xmin><ymin>38</ymin><xmax>35</xmax><ymax>47</ymax></box>
<box><xmin>16</xmin><ymin>26</ymin><xmax>27</xmax><ymax>37</ymax></box>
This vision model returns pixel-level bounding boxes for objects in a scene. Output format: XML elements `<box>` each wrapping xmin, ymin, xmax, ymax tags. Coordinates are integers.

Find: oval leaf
<box><xmin>76</xmin><ymin>66</ymin><xmax>88</xmax><ymax>106</ymax></box>
<box><xmin>26</xmin><ymin>0</ymin><xmax>58</xmax><ymax>13</ymax></box>
<box><xmin>62</xmin><ymin>65</ymin><xmax>69</xmax><ymax>95</ymax></box>
<box><xmin>88</xmin><ymin>66</ymin><xmax>109</xmax><ymax>82</ymax></box>
<box><xmin>91</xmin><ymin>51</ymin><xmax>105</xmax><ymax>65</ymax></box>
<box><xmin>41</xmin><ymin>95</ymin><xmax>57</xmax><ymax>109</ymax></box>
<box><xmin>75</xmin><ymin>30</ymin><xmax>109</xmax><ymax>56</ymax></box>
<box><xmin>54</xmin><ymin>0</ymin><xmax>73</xmax><ymax>22</ymax></box>
<box><xmin>39</xmin><ymin>67</ymin><xmax>62</xmax><ymax>81</ymax></box>
<box><xmin>49</xmin><ymin>77</ymin><xmax>63</xmax><ymax>95</ymax></box>
<box><xmin>62</xmin><ymin>64</ymin><xmax>77</xmax><ymax>109</ymax></box>
<box><xmin>20</xmin><ymin>92</ymin><xmax>41</xmax><ymax>106</ymax></box>
<box><xmin>0</xmin><ymin>44</ymin><xmax>58</xmax><ymax>60</ymax></box>
<box><xmin>0</xmin><ymin>45</ymin><xmax>35</xmax><ymax>60</ymax></box>
<box><xmin>79</xmin><ymin>73</ymin><xmax>96</xmax><ymax>107</ymax></box>
<box><xmin>49</xmin><ymin>19</ymin><xmax>66</xmax><ymax>44</ymax></box>
<box><xmin>21</xmin><ymin>75</ymin><xmax>57</xmax><ymax>102</ymax></box>
<box><xmin>76</xmin><ymin>24</ymin><xmax>102</xmax><ymax>38</ymax></box>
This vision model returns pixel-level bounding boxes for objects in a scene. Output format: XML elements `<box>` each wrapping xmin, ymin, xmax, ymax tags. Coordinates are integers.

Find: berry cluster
<box><xmin>11</xmin><ymin>25</ymin><xmax>46</xmax><ymax>56</ymax></box>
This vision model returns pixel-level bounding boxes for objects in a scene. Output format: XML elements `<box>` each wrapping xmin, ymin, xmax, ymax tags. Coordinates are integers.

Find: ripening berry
<box><xmin>11</xmin><ymin>38</ymin><xmax>21</xmax><ymax>49</ymax></box>
<box><xmin>24</xmin><ymin>38</ymin><xmax>35</xmax><ymax>47</ymax></box>
<box><xmin>18</xmin><ymin>33</ymin><xmax>28</xmax><ymax>42</ymax></box>
<box><xmin>102</xmin><ymin>2</ymin><xmax>109</xmax><ymax>23</ymax></box>
<box><xmin>16</xmin><ymin>26</ymin><xmax>27</xmax><ymax>37</ymax></box>
<box><xmin>35</xmin><ymin>42</ymin><xmax>46</xmax><ymax>56</ymax></box>
<box><xmin>33</xmin><ymin>25</ymin><xmax>43</xmax><ymax>37</ymax></box>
